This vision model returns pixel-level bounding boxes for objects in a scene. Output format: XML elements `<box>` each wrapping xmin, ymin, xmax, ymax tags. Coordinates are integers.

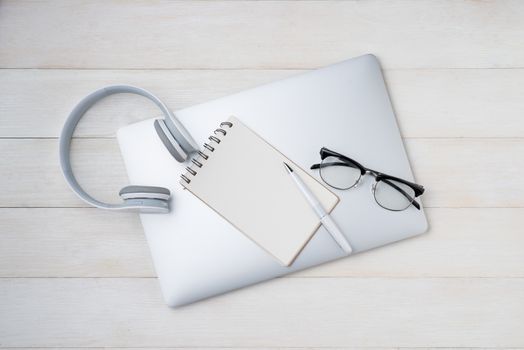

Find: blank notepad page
<box><xmin>180</xmin><ymin>117</ymin><xmax>339</xmax><ymax>266</ymax></box>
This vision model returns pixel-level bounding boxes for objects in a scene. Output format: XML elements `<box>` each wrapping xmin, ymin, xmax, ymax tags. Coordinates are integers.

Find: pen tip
<box><xmin>283</xmin><ymin>162</ymin><xmax>293</xmax><ymax>173</ymax></box>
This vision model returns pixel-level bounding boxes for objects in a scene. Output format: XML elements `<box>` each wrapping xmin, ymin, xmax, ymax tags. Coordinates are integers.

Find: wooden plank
<box><xmin>0</xmin><ymin>139</ymin><xmax>127</xmax><ymax>207</ymax></box>
<box><xmin>407</xmin><ymin>138</ymin><xmax>524</xmax><ymax>208</ymax></box>
<box><xmin>1</xmin><ymin>138</ymin><xmax>523</xmax><ymax>208</ymax></box>
<box><xmin>0</xmin><ymin>69</ymin><xmax>291</xmax><ymax>138</ymax></box>
<box><xmin>0</xmin><ymin>208</ymin><xmax>154</xmax><ymax>278</ymax></box>
<box><xmin>1</xmin><ymin>208</ymin><xmax>522</xmax><ymax>279</ymax></box>
<box><xmin>1</xmin><ymin>1</ymin><xmax>523</xmax><ymax>69</ymax></box>
<box><xmin>1</xmin><ymin>68</ymin><xmax>524</xmax><ymax>138</ymax></box>
<box><xmin>1</xmin><ymin>278</ymin><xmax>523</xmax><ymax>347</ymax></box>
<box><xmin>387</xmin><ymin>69</ymin><xmax>524</xmax><ymax>138</ymax></box>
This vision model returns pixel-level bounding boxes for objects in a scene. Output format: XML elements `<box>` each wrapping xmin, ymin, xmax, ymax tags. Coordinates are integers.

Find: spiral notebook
<box><xmin>179</xmin><ymin>117</ymin><xmax>339</xmax><ymax>266</ymax></box>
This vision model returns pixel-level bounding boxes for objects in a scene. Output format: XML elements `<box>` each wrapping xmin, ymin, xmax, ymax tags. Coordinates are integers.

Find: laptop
<box><xmin>117</xmin><ymin>54</ymin><xmax>428</xmax><ymax>307</ymax></box>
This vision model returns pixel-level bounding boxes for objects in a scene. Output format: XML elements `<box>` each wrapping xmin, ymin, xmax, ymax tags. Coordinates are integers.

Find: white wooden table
<box><xmin>1</xmin><ymin>1</ymin><xmax>523</xmax><ymax>348</ymax></box>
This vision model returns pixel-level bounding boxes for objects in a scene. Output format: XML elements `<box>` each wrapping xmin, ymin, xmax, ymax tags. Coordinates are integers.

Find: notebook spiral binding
<box><xmin>180</xmin><ymin>121</ymin><xmax>234</xmax><ymax>184</ymax></box>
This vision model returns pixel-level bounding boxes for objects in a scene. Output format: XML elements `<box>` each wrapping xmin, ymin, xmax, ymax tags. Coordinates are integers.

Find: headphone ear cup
<box><xmin>123</xmin><ymin>198</ymin><xmax>170</xmax><ymax>214</ymax></box>
<box><xmin>154</xmin><ymin>119</ymin><xmax>189</xmax><ymax>162</ymax></box>
<box><xmin>119</xmin><ymin>185</ymin><xmax>171</xmax><ymax>201</ymax></box>
<box><xmin>119</xmin><ymin>186</ymin><xmax>171</xmax><ymax>214</ymax></box>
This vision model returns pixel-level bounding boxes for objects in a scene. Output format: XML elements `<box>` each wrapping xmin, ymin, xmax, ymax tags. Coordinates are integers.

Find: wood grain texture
<box><xmin>1</xmin><ymin>138</ymin><xmax>523</xmax><ymax>208</ymax></box>
<box><xmin>0</xmin><ymin>208</ymin><xmax>154</xmax><ymax>278</ymax></box>
<box><xmin>1</xmin><ymin>1</ymin><xmax>523</xmax><ymax>69</ymax></box>
<box><xmin>0</xmin><ymin>69</ymin><xmax>290</xmax><ymax>138</ymax></box>
<box><xmin>1</xmin><ymin>278</ymin><xmax>523</xmax><ymax>348</ymax></box>
<box><xmin>1</xmin><ymin>68</ymin><xmax>523</xmax><ymax>138</ymax></box>
<box><xmin>0</xmin><ymin>139</ymin><xmax>127</xmax><ymax>206</ymax></box>
<box><xmin>1</xmin><ymin>208</ymin><xmax>522</xmax><ymax>279</ymax></box>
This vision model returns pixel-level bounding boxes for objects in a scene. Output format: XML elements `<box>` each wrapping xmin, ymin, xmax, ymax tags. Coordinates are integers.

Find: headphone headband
<box><xmin>59</xmin><ymin>85</ymin><xmax>196</xmax><ymax>212</ymax></box>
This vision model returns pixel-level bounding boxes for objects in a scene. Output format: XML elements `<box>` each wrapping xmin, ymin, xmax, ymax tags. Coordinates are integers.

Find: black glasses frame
<box><xmin>311</xmin><ymin>147</ymin><xmax>425</xmax><ymax>211</ymax></box>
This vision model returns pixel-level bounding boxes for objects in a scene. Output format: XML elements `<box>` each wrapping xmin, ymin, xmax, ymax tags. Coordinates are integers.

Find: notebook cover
<box><xmin>180</xmin><ymin>117</ymin><xmax>339</xmax><ymax>266</ymax></box>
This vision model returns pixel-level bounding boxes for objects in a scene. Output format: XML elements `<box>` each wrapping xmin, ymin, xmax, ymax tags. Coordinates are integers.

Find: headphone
<box><xmin>59</xmin><ymin>85</ymin><xmax>200</xmax><ymax>214</ymax></box>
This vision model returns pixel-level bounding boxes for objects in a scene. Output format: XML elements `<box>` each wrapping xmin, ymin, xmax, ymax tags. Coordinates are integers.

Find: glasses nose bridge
<box><xmin>354</xmin><ymin>170</ymin><xmax>375</xmax><ymax>189</ymax></box>
<box><xmin>363</xmin><ymin>170</ymin><xmax>379</xmax><ymax>194</ymax></box>
<box><xmin>365</xmin><ymin>169</ymin><xmax>379</xmax><ymax>177</ymax></box>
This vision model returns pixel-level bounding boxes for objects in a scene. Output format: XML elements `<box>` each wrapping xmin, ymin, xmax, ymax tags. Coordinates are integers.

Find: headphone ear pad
<box><xmin>154</xmin><ymin>119</ymin><xmax>188</xmax><ymax>162</ymax></box>
<box><xmin>119</xmin><ymin>186</ymin><xmax>171</xmax><ymax>214</ymax></box>
<box><xmin>119</xmin><ymin>185</ymin><xmax>171</xmax><ymax>201</ymax></box>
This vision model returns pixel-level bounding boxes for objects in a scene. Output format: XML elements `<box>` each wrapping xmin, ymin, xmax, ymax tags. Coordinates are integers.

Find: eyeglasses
<box><xmin>311</xmin><ymin>147</ymin><xmax>425</xmax><ymax>211</ymax></box>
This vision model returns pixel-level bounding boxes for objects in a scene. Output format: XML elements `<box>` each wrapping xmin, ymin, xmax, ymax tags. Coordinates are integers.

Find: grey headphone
<box><xmin>59</xmin><ymin>85</ymin><xmax>200</xmax><ymax>213</ymax></box>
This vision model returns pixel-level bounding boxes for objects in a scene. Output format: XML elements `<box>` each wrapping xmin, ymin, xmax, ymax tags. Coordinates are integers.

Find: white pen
<box><xmin>283</xmin><ymin>162</ymin><xmax>353</xmax><ymax>254</ymax></box>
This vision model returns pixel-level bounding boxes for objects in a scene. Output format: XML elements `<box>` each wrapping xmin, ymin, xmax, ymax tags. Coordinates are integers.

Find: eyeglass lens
<box><xmin>319</xmin><ymin>156</ymin><xmax>361</xmax><ymax>190</ymax></box>
<box><xmin>374</xmin><ymin>179</ymin><xmax>415</xmax><ymax>211</ymax></box>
